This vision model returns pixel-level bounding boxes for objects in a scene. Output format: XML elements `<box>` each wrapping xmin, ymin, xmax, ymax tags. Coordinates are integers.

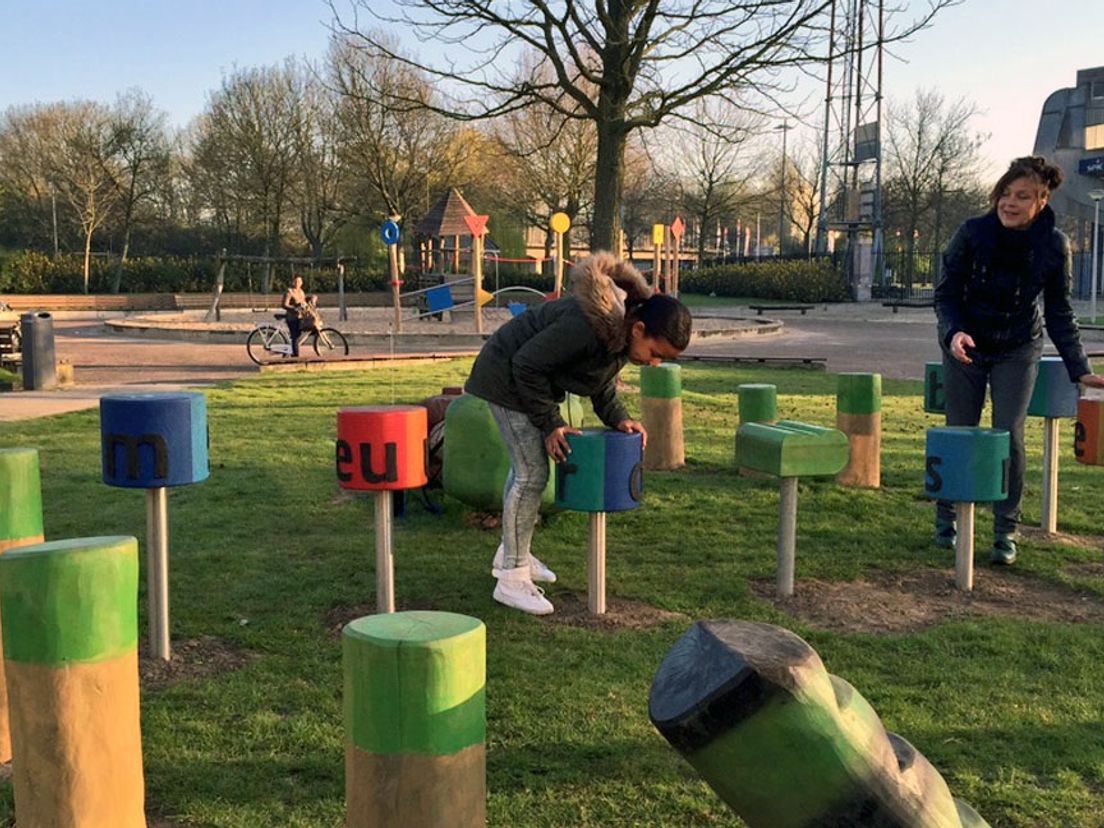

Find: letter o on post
<box><xmin>337</xmin><ymin>406</ymin><xmax>428</xmax><ymax>490</ymax></box>
<box><xmin>100</xmin><ymin>393</ymin><xmax>209</xmax><ymax>488</ymax></box>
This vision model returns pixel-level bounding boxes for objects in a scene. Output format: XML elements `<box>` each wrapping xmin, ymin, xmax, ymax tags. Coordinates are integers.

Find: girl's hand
<box><xmin>545</xmin><ymin>426</ymin><xmax>582</xmax><ymax>462</ymax></box>
<box><xmin>1079</xmin><ymin>373</ymin><xmax>1104</xmax><ymax>389</ymax></box>
<box><xmin>950</xmin><ymin>331</ymin><xmax>976</xmax><ymax>364</ymax></box>
<box><xmin>617</xmin><ymin>418</ymin><xmax>648</xmax><ymax>448</ymax></box>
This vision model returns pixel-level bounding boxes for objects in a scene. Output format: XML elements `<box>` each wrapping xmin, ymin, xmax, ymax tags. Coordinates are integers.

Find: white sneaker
<box><xmin>491</xmin><ymin>544</ymin><xmax>557</xmax><ymax>583</ymax></box>
<box><xmin>493</xmin><ymin>566</ymin><xmax>554</xmax><ymax>615</ymax></box>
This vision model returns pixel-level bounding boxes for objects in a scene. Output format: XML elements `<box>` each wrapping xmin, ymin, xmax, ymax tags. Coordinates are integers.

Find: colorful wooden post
<box><xmin>550</xmin><ymin>212</ymin><xmax>570</xmax><ymax>296</ymax></box>
<box><xmin>464</xmin><ymin>214</ymin><xmax>490</xmax><ymax>336</ymax></box>
<box><xmin>836</xmin><ymin>372</ymin><xmax>882</xmax><ymax>488</ymax></box>
<box><xmin>442</xmin><ymin>394</ymin><xmax>583</xmax><ymax>513</ymax></box>
<box><xmin>344</xmin><ymin>611</ymin><xmax>486</xmax><ymax>827</ymax></box>
<box><xmin>381</xmin><ymin>219</ymin><xmax>402</xmax><ymax>333</ymax></box>
<box><xmin>641</xmin><ymin>363</ymin><xmax>684</xmax><ymax>470</ymax></box>
<box><xmin>924</xmin><ymin>427</ymin><xmax>1010</xmax><ymax>591</ymax></box>
<box><xmin>1074</xmin><ymin>398</ymin><xmax>1104</xmax><ymax>465</ymax></box>
<box><xmin>1027</xmin><ymin>356</ymin><xmax>1080</xmax><ymax>534</ymax></box>
<box><xmin>651</xmin><ymin>223</ymin><xmax>665</xmax><ymax>291</ymax></box>
<box><xmin>1</xmin><ymin>536</ymin><xmax>145</xmax><ymax>827</ymax></box>
<box><xmin>669</xmin><ymin>216</ymin><xmax>685</xmax><ymax>296</ymax></box>
<box><xmin>735</xmin><ymin>421</ymin><xmax>849</xmax><ymax>596</ymax></box>
<box><xmin>924</xmin><ymin>361</ymin><xmax>945</xmax><ymax>414</ymax></box>
<box><xmin>0</xmin><ymin>447</ymin><xmax>45</xmax><ymax>764</ymax></box>
<box><xmin>735</xmin><ymin>383</ymin><xmax>777</xmax><ymax>475</ymax></box>
<box><xmin>100</xmin><ymin>392</ymin><xmax>209</xmax><ymax>662</ymax></box>
<box><xmin>336</xmin><ymin>406</ymin><xmax>428</xmax><ymax>613</ymax></box>
<box><xmin>554</xmin><ymin>429</ymin><xmax>644</xmax><ymax>614</ymax></box>
<box><xmin>649</xmin><ymin>620</ymin><xmax>990</xmax><ymax>828</ymax></box>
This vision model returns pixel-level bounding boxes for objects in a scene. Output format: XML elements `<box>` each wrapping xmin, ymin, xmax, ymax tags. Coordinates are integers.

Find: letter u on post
<box><xmin>336</xmin><ymin>406</ymin><xmax>428</xmax><ymax>613</ymax></box>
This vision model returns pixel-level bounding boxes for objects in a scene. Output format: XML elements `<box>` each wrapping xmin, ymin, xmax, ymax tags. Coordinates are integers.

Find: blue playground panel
<box><xmin>507</xmin><ymin>302</ymin><xmax>527</xmax><ymax>317</ymax></box>
<box><xmin>924</xmin><ymin>426</ymin><xmax>1009</xmax><ymax>503</ymax></box>
<box><xmin>425</xmin><ymin>285</ymin><xmax>455</xmax><ymax>314</ymax></box>
<box><xmin>100</xmin><ymin>393</ymin><xmax>209</xmax><ymax>488</ymax></box>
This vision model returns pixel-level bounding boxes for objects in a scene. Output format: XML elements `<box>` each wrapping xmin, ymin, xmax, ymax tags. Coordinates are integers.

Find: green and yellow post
<box><xmin>344</xmin><ymin>611</ymin><xmax>486</xmax><ymax>827</ymax></box>
<box><xmin>0</xmin><ymin>536</ymin><xmax>145</xmax><ymax>827</ymax></box>
<box><xmin>0</xmin><ymin>447</ymin><xmax>45</xmax><ymax>764</ymax></box>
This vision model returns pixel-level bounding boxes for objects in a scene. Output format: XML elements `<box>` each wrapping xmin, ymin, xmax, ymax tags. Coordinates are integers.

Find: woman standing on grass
<box><xmin>465</xmin><ymin>252</ymin><xmax>692</xmax><ymax>615</ymax></box>
<box><xmin>934</xmin><ymin>156</ymin><xmax>1104</xmax><ymax>564</ymax></box>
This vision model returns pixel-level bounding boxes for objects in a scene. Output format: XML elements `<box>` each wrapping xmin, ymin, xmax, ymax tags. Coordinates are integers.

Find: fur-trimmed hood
<box><xmin>569</xmin><ymin>251</ymin><xmax>653</xmax><ymax>351</ymax></box>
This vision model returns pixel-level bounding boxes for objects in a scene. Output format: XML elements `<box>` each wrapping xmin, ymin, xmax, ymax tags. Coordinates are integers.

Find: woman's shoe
<box><xmin>990</xmin><ymin>533</ymin><xmax>1017</xmax><ymax>565</ymax></box>
<box><xmin>491</xmin><ymin>544</ymin><xmax>557</xmax><ymax>583</ymax></box>
<box><xmin>934</xmin><ymin>519</ymin><xmax>957</xmax><ymax>549</ymax></box>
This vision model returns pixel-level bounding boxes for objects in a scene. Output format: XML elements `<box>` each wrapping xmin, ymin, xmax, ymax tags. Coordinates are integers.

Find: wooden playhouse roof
<box><xmin>414</xmin><ymin>188</ymin><xmax>479</xmax><ymax>237</ymax></box>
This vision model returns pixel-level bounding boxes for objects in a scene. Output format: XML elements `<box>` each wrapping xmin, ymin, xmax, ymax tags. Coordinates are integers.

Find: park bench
<box><xmin>677</xmin><ymin>354</ymin><xmax>827</xmax><ymax>369</ymax></box>
<box><xmin>0</xmin><ymin>324</ymin><xmax>21</xmax><ymax>369</ymax></box>
<box><xmin>747</xmin><ymin>304</ymin><xmax>815</xmax><ymax>315</ymax></box>
<box><xmin>882</xmin><ymin>299</ymin><xmax>934</xmax><ymax>313</ymax></box>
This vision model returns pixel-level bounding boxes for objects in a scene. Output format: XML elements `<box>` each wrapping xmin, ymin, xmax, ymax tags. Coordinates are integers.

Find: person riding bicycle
<box><xmin>281</xmin><ymin>275</ymin><xmax>317</xmax><ymax>357</ymax></box>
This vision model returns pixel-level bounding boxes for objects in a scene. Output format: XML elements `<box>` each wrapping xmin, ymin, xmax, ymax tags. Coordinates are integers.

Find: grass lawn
<box><xmin>2</xmin><ymin>360</ymin><xmax>1103</xmax><ymax>827</ymax></box>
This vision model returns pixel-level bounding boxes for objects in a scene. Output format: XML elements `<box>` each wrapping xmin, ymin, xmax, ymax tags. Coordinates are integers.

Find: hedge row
<box><xmin>679</xmin><ymin>258</ymin><xmax>847</xmax><ymax>302</ymax></box>
<box><xmin>1</xmin><ymin>249</ymin><xmax>845</xmax><ymax>302</ymax></box>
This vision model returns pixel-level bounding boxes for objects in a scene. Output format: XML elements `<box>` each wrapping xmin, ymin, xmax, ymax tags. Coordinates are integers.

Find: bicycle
<box><xmin>246</xmin><ymin>301</ymin><xmax>349</xmax><ymax>365</ymax></box>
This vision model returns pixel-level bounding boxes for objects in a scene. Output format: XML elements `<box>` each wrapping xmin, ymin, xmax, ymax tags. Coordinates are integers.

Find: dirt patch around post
<box><xmin>1018</xmin><ymin>525</ymin><xmax>1104</xmax><ymax>552</ymax></box>
<box><xmin>541</xmin><ymin>591</ymin><xmax>687</xmax><ymax>631</ymax></box>
<box><xmin>139</xmin><ymin>636</ymin><xmax>259</xmax><ymax>692</ymax></box>
<box><xmin>752</xmin><ymin>568</ymin><xmax>1104</xmax><ymax>634</ymax></box>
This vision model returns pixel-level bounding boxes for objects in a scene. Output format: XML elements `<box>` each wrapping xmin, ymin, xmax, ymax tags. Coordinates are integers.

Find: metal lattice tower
<box><xmin>815</xmin><ymin>0</ymin><xmax>885</xmax><ymax>298</ymax></box>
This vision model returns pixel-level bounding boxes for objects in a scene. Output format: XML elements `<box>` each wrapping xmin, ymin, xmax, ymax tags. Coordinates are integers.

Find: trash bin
<box><xmin>21</xmin><ymin>312</ymin><xmax>57</xmax><ymax>391</ymax></box>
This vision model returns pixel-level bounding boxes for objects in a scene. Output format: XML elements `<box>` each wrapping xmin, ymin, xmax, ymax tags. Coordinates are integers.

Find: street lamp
<box><xmin>1090</xmin><ymin>189</ymin><xmax>1104</xmax><ymax>324</ymax></box>
<box><xmin>775</xmin><ymin>121</ymin><xmax>791</xmax><ymax>256</ymax></box>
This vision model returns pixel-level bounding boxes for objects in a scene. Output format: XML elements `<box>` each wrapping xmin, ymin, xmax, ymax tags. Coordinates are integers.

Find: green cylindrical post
<box><xmin>0</xmin><ymin>536</ymin><xmax>145</xmax><ymax>827</ymax></box>
<box><xmin>737</xmin><ymin>384</ymin><xmax>778</xmax><ymax>472</ymax></box>
<box><xmin>836</xmin><ymin>372</ymin><xmax>882</xmax><ymax>488</ymax></box>
<box><xmin>0</xmin><ymin>447</ymin><xmax>45</xmax><ymax>764</ymax></box>
<box><xmin>344</xmin><ymin>611</ymin><xmax>486</xmax><ymax>827</ymax></box>
<box><xmin>641</xmin><ymin>363</ymin><xmax>684</xmax><ymax>470</ymax></box>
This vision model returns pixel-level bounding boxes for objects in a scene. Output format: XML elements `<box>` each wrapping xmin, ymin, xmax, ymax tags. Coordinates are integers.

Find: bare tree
<box><xmin>198</xmin><ymin>61</ymin><xmax>303</xmax><ymax>291</ymax></box>
<box><xmin>783</xmin><ymin>138</ymin><xmax>823</xmax><ymax>255</ymax></box>
<box><xmin>294</xmin><ymin>68</ymin><xmax>346</xmax><ymax>260</ymax></box>
<box><xmin>653</xmin><ymin>99</ymin><xmax>759</xmax><ymax>263</ymax></box>
<box><xmin>48</xmin><ymin>102</ymin><xmax>122</xmax><ymax>292</ymax></box>
<box><xmin>0</xmin><ymin>104</ymin><xmax>71</xmax><ymax>253</ymax></box>
<box><xmin>330</xmin><ymin>0</ymin><xmax>952</xmax><ymax>250</ymax></box>
<box><xmin>107</xmin><ymin>89</ymin><xmax>171</xmax><ymax>291</ymax></box>
<box><xmin>883</xmin><ymin>88</ymin><xmax>987</xmax><ymax>274</ymax></box>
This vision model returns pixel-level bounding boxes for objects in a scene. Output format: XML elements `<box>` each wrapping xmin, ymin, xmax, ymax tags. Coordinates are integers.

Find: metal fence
<box><xmin>875</xmin><ymin>249</ymin><xmax>1102</xmax><ymax>301</ymax></box>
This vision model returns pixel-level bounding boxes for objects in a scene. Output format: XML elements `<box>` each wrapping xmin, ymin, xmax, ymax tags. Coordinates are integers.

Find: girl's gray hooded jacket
<box><xmin>465</xmin><ymin>252</ymin><xmax>652</xmax><ymax>436</ymax></box>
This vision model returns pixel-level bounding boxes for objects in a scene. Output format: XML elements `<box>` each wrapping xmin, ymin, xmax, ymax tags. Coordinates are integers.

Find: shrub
<box><xmin>679</xmin><ymin>258</ymin><xmax>848</xmax><ymax>302</ymax></box>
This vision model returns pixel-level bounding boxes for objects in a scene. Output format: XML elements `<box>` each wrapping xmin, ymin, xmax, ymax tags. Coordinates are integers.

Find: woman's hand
<box><xmin>616</xmin><ymin>418</ymin><xmax>648</xmax><ymax>448</ymax></box>
<box><xmin>950</xmin><ymin>331</ymin><xmax>976</xmax><ymax>364</ymax></box>
<box><xmin>1079</xmin><ymin>373</ymin><xmax>1104</xmax><ymax>389</ymax></box>
<box><xmin>545</xmin><ymin>426</ymin><xmax>582</xmax><ymax>462</ymax></box>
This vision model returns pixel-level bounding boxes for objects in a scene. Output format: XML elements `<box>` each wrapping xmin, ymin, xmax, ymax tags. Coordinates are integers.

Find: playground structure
<box><xmin>924</xmin><ymin>427</ymin><xmax>1010</xmax><ymax>591</ymax></box>
<box><xmin>336</xmin><ymin>406</ymin><xmax>429</xmax><ymax>614</ymax></box>
<box><xmin>554</xmin><ymin>429</ymin><xmax>645</xmax><ymax>614</ymax></box>
<box><xmin>650</xmin><ymin>620</ymin><xmax>989</xmax><ymax>827</ymax></box>
<box><xmin>100</xmin><ymin>392</ymin><xmax>210</xmax><ymax>661</ymax></box>
<box><xmin>7</xmin><ymin>343</ymin><xmax>1101</xmax><ymax>825</ymax></box>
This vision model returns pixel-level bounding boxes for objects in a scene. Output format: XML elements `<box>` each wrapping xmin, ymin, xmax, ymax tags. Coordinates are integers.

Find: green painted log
<box><xmin>641</xmin><ymin>363</ymin><xmax>684</xmax><ymax>470</ymax></box>
<box><xmin>344</xmin><ymin>611</ymin><xmax>485</xmax><ymax>827</ymax></box>
<box><xmin>738</xmin><ymin>384</ymin><xmax>778</xmax><ymax>424</ymax></box>
<box><xmin>837</xmin><ymin>373</ymin><xmax>882</xmax><ymax>415</ymax></box>
<box><xmin>442</xmin><ymin>394</ymin><xmax>583</xmax><ymax>511</ymax></box>
<box><xmin>0</xmin><ymin>536</ymin><xmax>145</xmax><ymax>828</ymax></box>
<box><xmin>650</xmin><ymin>620</ymin><xmax>989</xmax><ymax>828</ymax></box>
<box><xmin>735</xmin><ymin>420</ymin><xmax>849</xmax><ymax>478</ymax></box>
<box><xmin>836</xmin><ymin>374</ymin><xmax>882</xmax><ymax>488</ymax></box>
<box><xmin>0</xmin><ymin>447</ymin><xmax>46</xmax><ymax>764</ymax></box>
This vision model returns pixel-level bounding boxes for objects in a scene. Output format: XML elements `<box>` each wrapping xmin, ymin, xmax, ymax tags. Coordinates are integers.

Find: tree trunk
<box><xmin>82</xmin><ymin>227</ymin><xmax>93</xmax><ymax>294</ymax></box>
<box><xmin>591</xmin><ymin>119</ymin><xmax>628</xmax><ymax>251</ymax></box>
<box><xmin>110</xmin><ymin>224</ymin><xmax>132</xmax><ymax>294</ymax></box>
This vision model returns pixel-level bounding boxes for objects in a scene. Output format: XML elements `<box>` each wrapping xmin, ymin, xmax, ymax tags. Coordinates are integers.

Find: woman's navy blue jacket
<box><xmin>934</xmin><ymin>205</ymin><xmax>1090</xmax><ymax>381</ymax></box>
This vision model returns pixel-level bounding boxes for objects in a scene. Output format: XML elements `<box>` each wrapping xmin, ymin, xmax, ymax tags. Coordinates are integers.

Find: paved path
<box><xmin>3</xmin><ymin>304</ymin><xmax>1101</xmax><ymax>422</ymax></box>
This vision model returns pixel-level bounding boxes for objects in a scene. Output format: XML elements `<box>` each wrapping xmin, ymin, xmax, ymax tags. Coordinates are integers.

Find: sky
<box><xmin>1</xmin><ymin>0</ymin><xmax>1101</xmax><ymax>176</ymax></box>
